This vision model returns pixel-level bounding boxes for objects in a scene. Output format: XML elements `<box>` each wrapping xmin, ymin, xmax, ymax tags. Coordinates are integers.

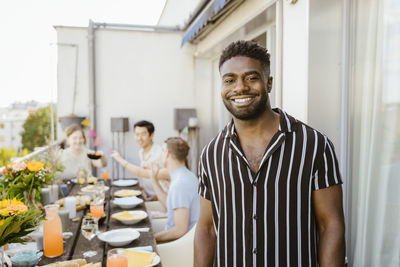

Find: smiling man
<box><xmin>194</xmin><ymin>41</ymin><xmax>345</xmax><ymax>267</ymax></box>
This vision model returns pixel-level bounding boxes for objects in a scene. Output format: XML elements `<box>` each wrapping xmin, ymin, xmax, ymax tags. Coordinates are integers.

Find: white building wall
<box><xmin>281</xmin><ymin>0</ymin><xmax>309</xmax><ymax>122</ymax></box>
<box><xmin>56</xmin><ymin>27</ymin><xmax>195</xmax><ymax>174</ymax></box>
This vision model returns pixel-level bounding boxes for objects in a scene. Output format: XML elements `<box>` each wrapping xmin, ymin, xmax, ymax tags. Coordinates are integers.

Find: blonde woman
<box><xmin>60</xmin><ymin>124</ymin><xmax>106</xmax><ymax>180</ymax></box>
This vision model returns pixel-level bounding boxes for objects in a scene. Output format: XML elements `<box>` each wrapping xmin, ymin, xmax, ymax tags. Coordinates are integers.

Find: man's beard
<box><xmin>223</xmin><ymin>90</ymin><xmax>268</xmax><ymax>120</ymax></box>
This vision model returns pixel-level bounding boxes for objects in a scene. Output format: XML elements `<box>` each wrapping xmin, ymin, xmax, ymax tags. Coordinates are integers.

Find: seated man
<box><xmin>111</xmin><ymin>120</ymin><xmax>169</xmax><ymax>200</ymax></box>
<box><xmin>150</xmin><ymin>137</ymin><xmax>200</xmax><ymax>242</ymax></box>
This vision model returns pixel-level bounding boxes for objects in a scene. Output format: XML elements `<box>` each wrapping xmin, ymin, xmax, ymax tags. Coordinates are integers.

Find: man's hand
<box><xmin>150</xmin><ymin>162</ymin><xmax>160</xmax><ymax>182</ymax></box>
<box><xmin>110</xmin><ymin>150</ymin><xmax>122</xmax><ymax>161</ymax></box>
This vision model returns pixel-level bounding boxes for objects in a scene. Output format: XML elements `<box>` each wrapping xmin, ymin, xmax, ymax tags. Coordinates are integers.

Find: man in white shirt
<box><xmin>111</xmin><ymin>120</ymin><xmax>169</xmax><ymax>200</ymax></box>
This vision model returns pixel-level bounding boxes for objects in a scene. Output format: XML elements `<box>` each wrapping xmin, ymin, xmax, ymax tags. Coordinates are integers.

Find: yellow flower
<box><xmin>0</xmin><ymin>199</ymin><xmax>26</xmax><ymax>216</ymax></box>
<box><xmin>26</xmin><ymin>161</ymin><xmax>44</xmax><ymax>172</ymax></box>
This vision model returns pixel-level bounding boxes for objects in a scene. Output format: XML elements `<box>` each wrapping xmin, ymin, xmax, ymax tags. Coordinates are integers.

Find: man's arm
<box><xmin>149</xmin><ymin>163</ymin><xmax>167</xmax><ymax>209</ymax></box>
<box><xmin>194</xmin><ymin>197</ymin><xmax>216</xmax><ymax>267</ymax></box>
<box><xmin>313</xmin><ymin>184</ymin><xmax>345</xmax><ymax>267</ymax></box>
<box><xmin>110</xmin><ymin>151</ymin><xmax>170</xmax><ymax>180</ymax></box>
<box><xmin>154</xmin><ymin>207</ymin><xmax>189</xmax><ymax>242</ymax></box>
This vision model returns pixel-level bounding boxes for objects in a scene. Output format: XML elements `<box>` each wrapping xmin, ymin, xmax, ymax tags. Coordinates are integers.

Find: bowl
<box><xmin>111</xmin><ymin>210</ymin><xmax>148</xmax><ymax>225</ymax></box>
<box><xmin>112</xmin><ymin>196</ymin><xmax>143</xmax><ymax>209</ymax></box>
<box><xmin>11</xmin><ymin>251</ymin><xmax>43</xmax><ymax>267</ymax></box>
<box><xmin>87</xmin><ymin>152</ymin><xmax>102</xmax><ymax>159</ymax></box>
<box><xmin>97</xmin><ymin>228</ymin><xmax>140</xmax><ymax>246</ymax></box>
<box><xmin>113</xmin><ymin>179</ymin><xmax>138</xmax><ymax>187</ymax></box>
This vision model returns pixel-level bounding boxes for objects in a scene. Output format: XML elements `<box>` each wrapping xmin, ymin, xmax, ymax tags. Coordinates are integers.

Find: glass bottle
<box><xmin>43</xmin><ymin>204</ymin><xmax>64</xmax><ymax>257</ymax></box>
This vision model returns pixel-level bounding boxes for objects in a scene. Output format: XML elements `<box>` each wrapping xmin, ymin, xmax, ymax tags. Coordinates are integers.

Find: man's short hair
<box><xmin>219</xmin><ymin>40</ymin><xmax>271</xmax><ymax>75</ymax></box>
<box><xmin>165</xmin><ymin>137</ymin><xmax>190</xmax><ymax>163</ymax></box>
<box><xmin>134</xmin><ymin>120</ymin><xmax>155</xmax><ymax>135</ymax></box>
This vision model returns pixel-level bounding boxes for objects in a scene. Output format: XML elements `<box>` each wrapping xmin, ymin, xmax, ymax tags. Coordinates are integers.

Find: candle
<box><xmin>64</xmin><ymin>197</ymin><xmax>76</xmax><ymax>219</ymax></box>
<box><xmin>40</xmin><ymin>188</ymin><xmax>51</xmax><ymax>205</ymax></box>
<box><xmin>58</xmin><ymin>209</ymin><xmax>70</xmax><ymax>232</ymax></box>
<box><xmin>49</xmin><ymin>184</ymin><xmax>59</xmax><ymax>203</ymax></box>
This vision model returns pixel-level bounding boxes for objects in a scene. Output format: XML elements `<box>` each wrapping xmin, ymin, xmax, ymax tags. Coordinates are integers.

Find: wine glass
<box><xmin>81</xmin><ymin>217</ymin><xmax>98</xmax><ymax>257</ymax></box>
<box><xmin>101</xmin><ymin>172</ymin><xmax>110</xmax><ymax>181</ymax></box>
<box><xmin>90</xmin><ymin>202</ymin><xmax>104</xmax><ymax>222</ymax></box>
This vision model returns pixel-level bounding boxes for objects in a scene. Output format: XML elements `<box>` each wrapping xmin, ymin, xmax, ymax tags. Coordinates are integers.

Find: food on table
<box><xmin>122</xmin><ymin>250</ymin><xmax>156</xmax><ymax>267</ymax></box>
<box><xmin>87</xmin><ymin>152</ymin><xmax>102</xmax><ymax>159</ymax></box>
<box><xmin>114</xmin><ymin>189</ymin><xmax>141</xmax><ymax>197</ymax></box>
<box><xmin>112</xmin><ymin>211</ymin><xmax>144</xmax><ymax>220</ymax></box>
<box><xmin>41</xmin><ymin>258</ymin><xmax>87</xmax><ymax>266</ymax></box>
<box><xmin>55</xmin><ymin>195</ymin><xmax>90</xmax><ymax>211</ymax></box>
<box><xmin>87</xmin><ymin>177</ymin><xmax>98</xmax><ymax>184</ymax></box>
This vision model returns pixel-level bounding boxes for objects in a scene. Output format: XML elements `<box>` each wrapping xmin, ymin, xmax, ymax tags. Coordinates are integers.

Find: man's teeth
<box><xmin>233</xmin><ymin>98</ymin><xmax>252</xmax><ymax>103</ymax></box>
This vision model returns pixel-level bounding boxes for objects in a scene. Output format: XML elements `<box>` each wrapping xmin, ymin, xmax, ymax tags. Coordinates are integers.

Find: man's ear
<box><xmin>267</xmin><ymin>76</ymin><xmax>273</xmax><ymax>93</ymax></box>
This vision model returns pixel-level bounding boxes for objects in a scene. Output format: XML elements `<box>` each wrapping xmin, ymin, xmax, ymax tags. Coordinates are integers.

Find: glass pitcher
<box><xmin>43</xmin><ymin>204</ymin><xmax>64</xmax><ymax>257</ymax></box>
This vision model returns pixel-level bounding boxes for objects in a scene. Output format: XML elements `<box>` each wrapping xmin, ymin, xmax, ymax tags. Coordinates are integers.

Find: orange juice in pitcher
<box><xmin>43</xmin><ymin>204</ymin><xmax>64</xmax><ymax>257</ymax></box>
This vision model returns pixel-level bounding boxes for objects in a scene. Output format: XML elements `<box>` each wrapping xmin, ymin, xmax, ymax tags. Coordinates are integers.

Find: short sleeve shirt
<box><xmin>166</xmin><ymin>167</ymin><xmax>200</xmax><ymax>231</ymax></box>
<box><xmin>138</xmin><ymin>143</ymin><xmax>163</xmax><ymax>196</ymax></box>
<box><xmin>198</xmin><ymin>108</ymin><xmax>342</xmax><ymax>267</ymax></box>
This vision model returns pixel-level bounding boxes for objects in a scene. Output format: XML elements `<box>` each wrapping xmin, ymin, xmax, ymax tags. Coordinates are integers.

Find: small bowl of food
<box><xmin>87</xmin><ymin>151</ymin><xmax>102</xmax><ymax>160</ymax></box>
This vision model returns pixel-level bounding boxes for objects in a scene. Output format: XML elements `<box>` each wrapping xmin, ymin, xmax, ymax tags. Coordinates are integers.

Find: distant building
<box><xmin>0</xmin><ymin>101</ymin><xmax>48</xmax><ymax>152</ymax></box>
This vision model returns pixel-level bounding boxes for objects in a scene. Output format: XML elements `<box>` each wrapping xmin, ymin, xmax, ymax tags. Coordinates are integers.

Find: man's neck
<box><xmin>233</xmin><ymin>107</ymin><xmax>280</xmax><ymax>139</ymax></box>
<box><xmin>142</xmin><ymin>142</ymin><xmax>153</xmax><ymax>154</ymax></box>
<box><xmin>166</xmin><ymin>160</ymin><xmax>186</xmax><ymax>174</ymax></box>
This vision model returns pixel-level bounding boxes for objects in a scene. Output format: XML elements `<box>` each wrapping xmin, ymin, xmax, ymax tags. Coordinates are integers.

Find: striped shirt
<box><xmin>198</xmin><ymin>108</ymin><xmax>342</xmax><ymax>267</ymax></box>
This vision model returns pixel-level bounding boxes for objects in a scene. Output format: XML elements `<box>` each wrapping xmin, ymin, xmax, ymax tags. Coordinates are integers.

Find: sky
<box><xmin>0</xmin><ymin>0</ymin><xmax>166</xmax><ymax>108</ymax></box>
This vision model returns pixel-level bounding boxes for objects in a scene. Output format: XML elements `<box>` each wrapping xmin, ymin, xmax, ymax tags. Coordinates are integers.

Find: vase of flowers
<box><xmin>0</xmin><ymin>161</ymin><xmax>56</xmax><ymax>207</ymax></box>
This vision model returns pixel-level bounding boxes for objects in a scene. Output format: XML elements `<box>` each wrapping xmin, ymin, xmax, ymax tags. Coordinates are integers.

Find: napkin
<box><xmin>128</xmin><ymin>246</ymin><xmax>153</xmax><ymax>252</ymax></box>
<box><xmin>122</xmin><ymin>250</ymin><xmax>156</xmax><ymax>267</ymax></box>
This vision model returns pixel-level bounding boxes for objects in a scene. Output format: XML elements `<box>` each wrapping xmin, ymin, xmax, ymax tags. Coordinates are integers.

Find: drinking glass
<box><xmin>107</xmin><ymin>249</ymin><xmax>128</xmax><ymax>267</ymax></box>
<box><xmin>101</xmin><ymin>172</ymin><xmax>110</xmax><ymax>181</ymax></box>
<box><xmin>90</xmin><ymin>202</ymin><xmax>104</xmax><ymax>221</ymax></box>
<box><xmin>81</xmin><ymin>217</ymin><xmax>98</xmax><ymax>257</ymax></box>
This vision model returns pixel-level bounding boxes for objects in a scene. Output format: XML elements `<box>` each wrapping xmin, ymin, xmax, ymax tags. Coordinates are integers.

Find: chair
<box><xmin>157</xmin><ymin>224</ymin><xmax>197</xmax><ymax>267</ymax></box>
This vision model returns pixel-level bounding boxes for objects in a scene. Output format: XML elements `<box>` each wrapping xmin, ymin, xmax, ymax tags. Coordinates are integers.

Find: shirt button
<box><xmin>253</xmin><ymin>248</ymin><xmax>257</xmax><ymax>254</ymax></box>
<box><xmin>253</xmin><ymin>214</ymin><xmax>257</xmax><ymax>220</ymax></box>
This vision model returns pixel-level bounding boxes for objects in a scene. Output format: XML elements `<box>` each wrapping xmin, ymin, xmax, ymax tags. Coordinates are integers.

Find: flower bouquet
<box><xmin>0</xmin><ymin>198</ymin><xmax>42</xmax><ymax>247</ymax></box>
<box><xmin>0</xmin><ymin>161</ymin><xmax>56</xmax><ymax>206</ymax></box>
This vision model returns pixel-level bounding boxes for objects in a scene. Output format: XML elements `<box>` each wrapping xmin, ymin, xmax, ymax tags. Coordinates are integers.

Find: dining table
<box><xmin>37</xmin><ymin>178</ymin><xmax>162</xmax><ymax>267</ymax></box>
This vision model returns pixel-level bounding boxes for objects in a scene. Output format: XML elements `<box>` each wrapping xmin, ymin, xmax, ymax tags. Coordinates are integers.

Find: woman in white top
<box><xmin>60</xmin><ymin>124</ymin><xmax>107</xmax><ymax>180</ymax></box>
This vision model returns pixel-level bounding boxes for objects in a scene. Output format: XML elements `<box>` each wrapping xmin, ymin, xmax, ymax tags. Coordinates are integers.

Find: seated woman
<box><xmin>60</xmin><ymin>124</ymin><xmax>107</xmax><ymax>180</ymax></box>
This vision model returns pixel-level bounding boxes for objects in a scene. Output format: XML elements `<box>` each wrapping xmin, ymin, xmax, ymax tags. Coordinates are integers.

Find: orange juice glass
<box><xmin>101</xmin><ymin>172</ymin><xmax>110</xmax><ymax>180</ymax></box>
<box><xmin>43</xmin><ymin>204</ymin><xmax>64</xmax><ymax>257</ymax></box>
<box><xmin>107</xmin><ymin>249</ymin><xmax>128</xmax><ymax>267</ymax></box>
<box><xmin>90</xmin><ymin>203</ymin><xmax>104</xmax><ymax>220</ymax></box>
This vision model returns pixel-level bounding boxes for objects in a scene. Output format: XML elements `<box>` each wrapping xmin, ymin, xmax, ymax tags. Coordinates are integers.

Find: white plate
<box><xmin>97</xmin><ymin>228</ymin><xmax>140</xmax><ymax>246</ymax></box>
<box><xmin>111</xmin><ymin>210</ymin><xmax>148</xmax><ymax>225</ymax></box>
<box><xmin>114</xmin><ymin>189</ymin><xmax>141</xmax><ymax>198</ymax></box>
<box><xmin>119</xmin><ymin>248</ymin><xmax>160</xmax><ymax>267</ymax></box>
<box><xmin>113</xmin><ymin>179</ymin><xmax>138</xmax><ymax>187</ymax></box>
<box><xmin>113</xmin><ymin>196</ymin><xmax>143</xmax><ymax>209</ymax></box>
